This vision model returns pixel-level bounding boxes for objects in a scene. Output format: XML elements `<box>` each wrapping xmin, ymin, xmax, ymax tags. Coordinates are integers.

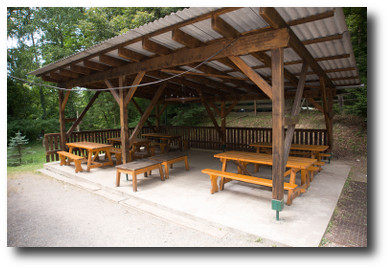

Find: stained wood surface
<box><xmin>214</xmin><ymin>151</ymin><xmax>316</xmax><ymax>170</ymax></box>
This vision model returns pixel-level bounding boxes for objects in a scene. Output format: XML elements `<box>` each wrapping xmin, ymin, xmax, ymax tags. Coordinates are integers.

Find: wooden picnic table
<box><xmin>249</xmin><ymin>142</ymin><xmax>329</xmax><ymax>162</ymax></box>
<box><xmin>66</xmin><ymin>141</ymin><xmax>114</xmax><ymax>172</ymax></box>
<box><xmin>141</xmin><ymin>133</ymin><xmax>183</xmax><ymax>152</ymax></box>
<box><xmin>107</xmin><ymin>137</ymin><xmax>151</xmax><ymax>151</ymax></box>
<box><xmin>214</xmin><ymin>151</ymin><xmax>317</xmax><ymax>192</ymax></box>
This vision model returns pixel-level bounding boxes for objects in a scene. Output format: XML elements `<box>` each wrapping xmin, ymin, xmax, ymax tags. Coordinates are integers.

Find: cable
<box><xmin>8</xmin><ymin>38</ymin><xmax>237</xmax><ymax>92</ymax></box>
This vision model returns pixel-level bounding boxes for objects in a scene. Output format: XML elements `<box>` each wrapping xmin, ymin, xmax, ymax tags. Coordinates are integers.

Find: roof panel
<box><xmin>29</xmin><ymin>7</ymin><xmax>361</xmax><ymax>89</ymax></box>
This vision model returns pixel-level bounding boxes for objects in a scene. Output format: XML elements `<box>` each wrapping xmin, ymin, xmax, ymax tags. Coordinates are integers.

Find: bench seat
<box><xmin>201</xmin><ymin>168</ymin><xmax>299</xmax><ymax>205</ymax></box>
<box><xmin>58</xmin><ymin>151</ymin><xmax>84</xmax><ymax>173</ymax></box>
<box><xmin>116</xmin><ymin>159</ymin><xmax>164</xmax><ymax>192</ymax></box>
<box><xmin>149</xmin><ymin>152</ymin><xmax>189</xmax><ymax>179</ymax></box>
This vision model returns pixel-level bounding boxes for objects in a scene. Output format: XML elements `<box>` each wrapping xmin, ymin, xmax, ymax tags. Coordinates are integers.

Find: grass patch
<box><xmin>7</xmin><ymin>141</ymin><xmax>46</xmax><ymax>176</ymax></box>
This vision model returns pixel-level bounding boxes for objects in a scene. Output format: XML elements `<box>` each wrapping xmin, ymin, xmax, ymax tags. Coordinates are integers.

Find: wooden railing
<box><xmin>44</xmin><ymin>126</ymin><xmax>327</xmax><ymax>162</ymax></box>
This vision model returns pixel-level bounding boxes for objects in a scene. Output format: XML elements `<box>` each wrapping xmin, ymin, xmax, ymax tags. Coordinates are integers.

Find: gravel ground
<box><xmin>7</xmin><ymin>172</ymin><xmax>280</xmax><ymax>247</ymax></box>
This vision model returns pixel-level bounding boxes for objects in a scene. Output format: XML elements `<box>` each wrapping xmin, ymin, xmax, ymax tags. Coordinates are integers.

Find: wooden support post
<box><xmin>58</xmin><ymin>89</ymin><xmax>67</xmax><ymax>151</ymax></box>
<box><xmin>320</xmin><ymin>77</ymin><xmax>334</xmax><ymax>150</ymax></box>
<box><xmin>254</xmin><ymin>100</ymin><xmax>257</xmax><ymax>116</ymax></box>
<box><xmin>220</xmin><ymin>101</ymin><xmax>227</xmax><ymax>150</ymax></box>
<box><xmin>66</xmin><ymin>91</ymin><xmax>101</xmax><ymax>137</ymax></box>
<box><xmin>119</xmin><ymin>76</ymin><xmax>130</xmax><ymax>164</ymax></box>
<box><xmin>155</xmin><ymin>104</ymin><xmax>160</xmax><ymax>132</ymax></box>
<box><xmin>282</xmin><ymin>61</ymin><xmax>308</xmax><ymax>171</ymax></box>
<box><xmin>198</xmin><ymin>90</ymin><xmax>224</xmax><ymax>140</ymax></box>
<box><xmin>271</xmin><ymin>48</ymin><xmax>285</xmax><ymax>213</ymax></box>
<box><xmin>131</xmin><ymin>99</ymin><xmax>156</xmax><ymax>131</ymax></box>
<box><xmin>129</xmin><ymin>82</ymin><xmax>167</xmax><ymax>145</ymax></box>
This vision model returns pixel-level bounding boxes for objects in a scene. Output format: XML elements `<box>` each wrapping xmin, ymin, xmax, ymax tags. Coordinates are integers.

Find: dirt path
<box><xmin>7</xmin><ymin>172</ymin><xmax>279</xmax><ymax>247</ymax></box>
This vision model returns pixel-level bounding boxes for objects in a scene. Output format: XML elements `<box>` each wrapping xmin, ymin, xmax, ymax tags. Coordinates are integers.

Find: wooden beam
<box><xmin>70</xmin><ymin>64</ymin><xmax>92</xmax><ymax>75</ymax></box>
<box><xmin>124</xmin><ymin>71</ymin><xmax>146</xmax><ymax>106</ymax></box>
<box><xmin>288</xmin><ymin>9</ymin><xmax>335</xmax><ymax>26</ymax></box>
<box><xmin>83</xmin><ymin>60</ymin><xmax>109</xmax><ymax>71</ymax></box>
<box><xmin>131</xmin><ymin>98</ymin><xmax>156</xmax><ymax>131</ymax></box>
<box><xmin>66</xmin><ymin>91</ymin><xmax>101</xmax><ymax>136</ymax></box>
<box><xmin>229</xmin><ymin>55</ymin><xmax>272</xmax><ymax>99</ymax></box>
<box><xmin>119</xmin><ymin>76</ymin><xmax>130</xmax><ymax>163</ymax></box>
<box><xmin>118</xmin><ymin>47</ymin><xmax>146</xmax><ymax>62</ymax></box>
<box><xmin>99</xmin><ymin>54</ymin><xmax>128</xmax><ymax>67</ymax></box>
<box><xmin>61</xmin><ymin>91</ymin><xmax>71</xmax><ymax>112</ymax></box>
<box><xmin>142</xmin><ymin>38</ymin><xmax>172</xmax><ymax>56</ymax></box>
<box><xmin>58</xmin><ymin>69</ymin><xmax>79</xmax><ymax>79</ymax></box>
<box><xmin>320</xmin><ymin>77</ymin><xmax>334</xmax><ymax>150</ymax></box>
<box><xmin>129</xmin><ymin>82</ymin><xmax>167</xmax><ymax>145</ymax></box>
<box><xmin>211</xmin><ymin>14</ymin><xmax>241</xmax><ymax>38</ymax></box>
<box><xmin>160</xmin><ymin>69</ymin><xmax>247</xmax><ymax>81</ymax></box>
<box><xmin>271</xmin><ymin>47</ymin><xmax>285</xmax><ymax>204</ymax></box>
<box><xmin>104</xmin><ymin>79</ymin><xmax>120</xmax><ymax>104</ymax></box>
<box><xmin>306</xmin><ymin>97</ymin><xmax>324</xmax><ymax>113</ymax></box>
<box><xmin>58</xmin><ymin>89</ymin><xmax>67</xmax><ymax>151</ymax></box>
<box><xmin>172</xmin><ymin>29</ymin><xmax>205</xmax><ymax>48</ymax></box>
<box><xmin>259</xmin><ymin>7</ymin><xmax>334</xmax><ymax>89</ymax></box>
<box><xmin>282</xmin><ymin>62</ymin><xmax>309</xmax><ymax>171</ymax></box>
<box><xmin>197</xmin><ymin>90</ymin><xmax>223</xmax><ymax>140</ymax></box>
<box><xmin>252</xmin><ymin>51</ymin><xmax>299</xmax><ymax>86</ymax></box>
<box><xmin>225</xmin><ymin>100</ymin><xmax>238</xmax><ymax>116</ymax></box>
<box><xmin>67</xmin><ymin>28</ymin><xmax>290</xmax><ymax>88</ymax></box>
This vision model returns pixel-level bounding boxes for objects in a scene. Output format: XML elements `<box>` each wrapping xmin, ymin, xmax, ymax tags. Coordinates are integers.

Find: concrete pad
<box><xmin>40</xmin><ymin>149</ymin><xmax>350</xmax><ymax>247</ymax></box>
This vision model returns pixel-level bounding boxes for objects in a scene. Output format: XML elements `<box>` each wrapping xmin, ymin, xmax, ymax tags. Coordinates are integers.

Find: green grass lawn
<box><xmin>7</xmin><ymin>141</ymin><xmax>47</xmax><ymax>176</ymax></box>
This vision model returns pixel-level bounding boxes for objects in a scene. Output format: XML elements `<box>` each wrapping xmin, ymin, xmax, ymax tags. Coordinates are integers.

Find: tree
<box><xmin>343</xmin><ymin>7</ymin><xmax>367</xmax><ymax>118</ymax></box>
<box><xmin>8</xmin><ymin>131</ymin><xmax>29</xmax><ymax>166</ymax></box>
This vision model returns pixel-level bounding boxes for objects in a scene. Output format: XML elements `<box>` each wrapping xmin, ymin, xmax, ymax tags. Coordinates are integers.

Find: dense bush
<box><xmin>7</xmin><ymin>118</ymin><xmax>59</xmax><ymax>143</ymax></box>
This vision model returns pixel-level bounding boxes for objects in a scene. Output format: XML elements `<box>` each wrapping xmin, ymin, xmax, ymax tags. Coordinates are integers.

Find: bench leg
<box><xmin>132</xmin><ymin>171</ymin><xmax>137</xmax><ymax>192</ymax></box>
<box><xmin>163</xmin><ymin>162</ymin><xmax>169</xmax><ymax>179</ymax></box>
<box><xmin>184</xmin><ymin>156</ymin><xmax>189</xmax><ymax>171</ymax></box>
<box><xmin>158</xmin><ymin>165</ymin><xmax>165</xmax><ymax>181</ymax></box>
<box><xmin>74</xmin><ymin>160</ymin><xmax>83</xmax><ymax>173</ymax></box>
<box><xmin>116</xmin><ymin>171</ymin><xmax>121</xmax><ymax>187</ymax></box>
<box><xmin>210</xmin><ymin>175</ymin><xmax>218</xmax><ymax>194</ymax></box>
<box><xmin>286</xmin><ymin>188</ymin><xmax>301</xmax><ymax>206</ymax></box>
<box><xmin>59</xmin><ymin>156</ymin><xmax>66</xmax><ymax>166</ymax></box>
<box><xmin>115</xmin><ymin>153</ymin><xmax>122</xmax><ymax>165</ymax></box>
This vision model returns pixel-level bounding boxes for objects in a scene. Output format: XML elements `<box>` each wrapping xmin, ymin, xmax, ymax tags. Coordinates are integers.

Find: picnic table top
<box><xmin>66</xmin><ymin>141</ymin><xmax>112</xmax><ymax>151</ymax></box>
<box><xmin>249</xmin><ymin>142</ymin><xmax>329</xmax><ymax>152</ymax></box>
<box><xmin>214</xmin><ymin>151</ymin><xmax>317</xmax><ymax>170</ymax></box>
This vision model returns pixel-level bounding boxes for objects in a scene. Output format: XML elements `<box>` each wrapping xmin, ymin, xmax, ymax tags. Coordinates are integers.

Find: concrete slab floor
<box><xmin>41</xmin><ymin>149</ymin><xmax>350</xmax><ymax>247</ymax></box>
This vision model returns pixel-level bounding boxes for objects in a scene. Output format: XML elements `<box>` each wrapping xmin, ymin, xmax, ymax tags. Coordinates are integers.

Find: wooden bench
<box><xmin>201</xmin><ymin>169</ymin><xmax>299</xmax><ymax>205</ymax></box>
<box><xmin>116</xmin><ymin>159</ymin><xmax>164</xmax><ymax>192</ymax></box>
<box><xmin>150</xmin><ymin>142</ymin><xmax>167</xmax><ymax>154</ymax></box>
<box><xmin>314</xmin><ymin>161</ymin><xmax>326</xmax><ymax>171</ymax></box>
<box><xmin>319</xmin><ymin>153</ymin><xmax>332</xmax><ymax>163</ymax></box>
<box><xmin>58</xmin><ymin>151</ymin><xmax>84</xmax><ymax>173</ymax></box>
<box><xmin>307</xmin><ymin>166</ymin><xmax>320</xmax><ymax>182</ymax></box>
<box><xmin>149</xmin><ymin>152</ymin><xmax>189</xmax><ymax>179</ymax></box>
<box><xmin>109</xmin><ymin>147</ymin><xmax>122</xmax><ymax>164</ymax></box>
<box><xmin>289</xmin><ymin>151</ymin><xmax>311</xmax><ymax>158</ymax></box>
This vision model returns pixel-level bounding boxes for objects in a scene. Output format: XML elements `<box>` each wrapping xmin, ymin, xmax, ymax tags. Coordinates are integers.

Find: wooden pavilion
<box><xmin>29</xmin><ymin>7</ymin><xmax>361</xmax><ymax>213</ymax></box>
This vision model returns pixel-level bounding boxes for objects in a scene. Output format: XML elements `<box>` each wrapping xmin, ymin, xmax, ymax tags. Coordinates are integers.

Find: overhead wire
<box><xmin>8</xmin><ymin>38</ymin><xmax>238</xmax><ymax>92</ymax></box>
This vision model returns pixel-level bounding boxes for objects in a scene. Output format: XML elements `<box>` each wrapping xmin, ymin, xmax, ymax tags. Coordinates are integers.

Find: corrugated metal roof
<box><xmin>30</xmin><ymin>7</ymin><xmax>361</xmax><ymax>92</ymax></box>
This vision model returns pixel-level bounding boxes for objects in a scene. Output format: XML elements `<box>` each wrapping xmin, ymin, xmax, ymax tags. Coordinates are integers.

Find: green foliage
<box><xmin>168</xmin><ymin>104</ymin><xmax>206</xmax><ymax>126</ymax></box>
<box><xmin>343</xmin><ymin>7</ymin><xmax>367</xmax><ymax>118</ymax></box>
<box><xmin>8</xmin><ymin>131</ymin><xmax>30</xmax><ymax>166</ymax></box>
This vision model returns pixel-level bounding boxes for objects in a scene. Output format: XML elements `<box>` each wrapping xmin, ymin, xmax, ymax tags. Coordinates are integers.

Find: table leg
<box><xmin>116</xmin><ymin>170</ymin><xmax>121</xmax><ymax>186</ymax></box>
<box><xmin>105</xmin><ymin>149</ymin><xmax>114</xmax><ymax>166</ymax></box>
<box><xmin>254</xmin><ymin>147</ymin><xmax>260</xmax><ymax>172</ymax></box>
<box><xmin>219</xmin><ymin>158</ymin><xmax>227</xmax><ymax>190</ymax></box>
<box><xmin>87</xmin><ymin>151</ymin><xmax>93</xmax><ymax>172</ymax></box>
<box><xmin>132</xmin><ymin>171</ymin><xmax>137</xmax><ymax>192</ymax></box>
